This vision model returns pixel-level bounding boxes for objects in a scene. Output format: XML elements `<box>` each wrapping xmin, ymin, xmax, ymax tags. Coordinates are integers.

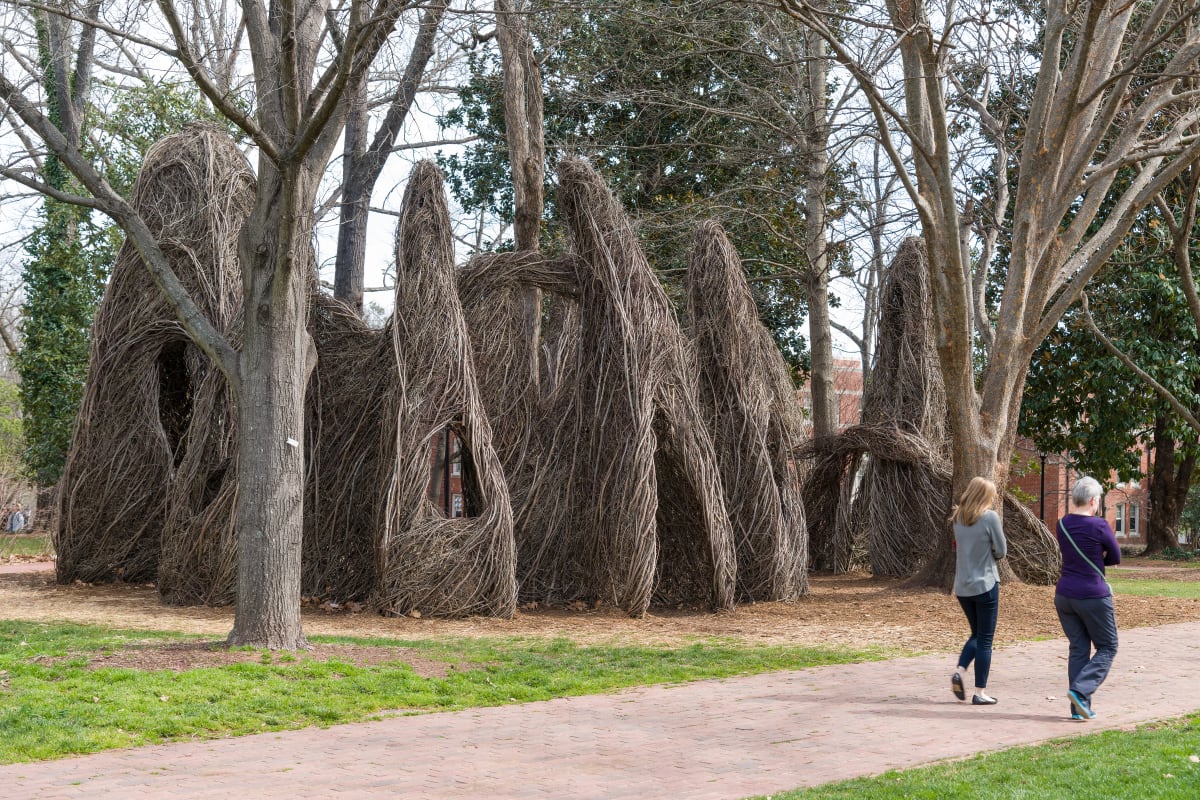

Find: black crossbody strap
<box><xmin>1058</xmin><ymin>519</ymin><xmax>1110</xmax><ymax>588</ymax></box>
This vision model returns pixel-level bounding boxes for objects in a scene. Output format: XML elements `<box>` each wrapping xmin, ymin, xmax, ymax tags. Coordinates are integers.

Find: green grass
<box><xmin>756</xmin><ymin>714</ymin><xmax>1200</xmax><ymax>799</ymax></box>
<box><xmin>0</xmin><ymin>620</ymin><xmax>888</xmax><ymax>764</ymax></box>
<box><xmin>1107</xmin><ymin>577</ymin><xmax>1200</xmax><ymax>599</ymax></box>
<box><xmin>0</xmin><ymin>534</ymin><xmax>52</xmax><ymax>559</ymax></box>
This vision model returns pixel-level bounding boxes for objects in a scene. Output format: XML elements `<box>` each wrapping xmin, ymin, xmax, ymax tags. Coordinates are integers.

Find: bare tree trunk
<box><xmin>497</xmin><ymin>0</ymin><xmax>544</xmax><ymax>253</ymax></box>
<box><xmin>793</xmin><ymin>3</ymin><xmax>840</xmax><ymax>571</ymax></box>
<box><xmin>332</xmin><ymin>80</ymin><xmax>369</xmax><ymax>314</ymax></box>
<box><xmin>228</xmin><ymin>169</ymin><xmax>311</xmax><ymax>649</ymax></box>
<box><xmin>800</xmin><ymin>4</ymin><xmax>836</xmax><ymax>442</ymax></box>
<box><xmin>776</xmin><ymin>0</ymin><xmax>1200</xmax><ymax>584</ymax></box>
<box><xmin>331</xmin><ymin>1</ymin><xmax>447</xmax><ymax>314</ymax></box>
<box><xmin>3</xmin><ymin>0</ymin><xmax>417</xmax><ymax>651</ymax></box>
<box><xmin>495</xmin><ymin>0</ymin><xmax>545</xmax><ymax>389</ymax></box>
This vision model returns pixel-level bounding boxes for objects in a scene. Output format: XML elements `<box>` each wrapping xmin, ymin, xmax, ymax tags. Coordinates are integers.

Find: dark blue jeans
<box><xmin>1054</xmin><ymin>593</ymin><xmax>1118</xmax><ymax>705</ymax></box>
<box><xmin>957</xmin><ymin>583</ymin><xmax>999</xmax><ymax>688</ymax></box>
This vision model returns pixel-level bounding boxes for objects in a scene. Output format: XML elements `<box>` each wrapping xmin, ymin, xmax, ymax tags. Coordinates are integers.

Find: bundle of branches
<box><xmin>799</xmin><ymin>237</ymin><xmax>1057</xmax><ymax>583</ymax></box>
<box><xmin>372</xmin><ymin>161</ymin><xmax>517</xmax><ymax>617</ymax></box>
<box><xmin>56</xmin><ymin>124</ymin><xmax>251</xmax><ymax>597</ymax></box>
<box><xmin>854</xmin><ymin>238</ymin><xmax>1057</xmax><ymax>582</ymax></box>
<box><xmin>798</xmin><ymin>425</ymin><xmax>941</xmax><ymax>573</ymax></box>
<box><xmin>685</xmin><ymin>221</ymin><xmax>808</xmax><ymax>601</ymax></box>
<box><xmin>796</xmin><ymin>423</ymin><xmax>1058</xmax><ymax>582</ymax></box>
<box><xmin>494</xmin><ymin>158</ymin><xmax>737</xmax><ymax>616</ymax></box>
<box><xmin>301</xmin><ymin>293</ymin><xmax>390</xmax><ymax>603</ymax></box>
<box><xmin>458</xmin><ymin>249</ymin><xmax>581</xmax><ymax>484</ymax></box>
<box><xmin>1003</xmin><ymin>495</ymin><xmax>1061</xmax><ymax>584</ymax></box>
<box><xmin>851</xmin><ymin>237</ymin><xmax>951</xmax><ymax>577</ymax></box>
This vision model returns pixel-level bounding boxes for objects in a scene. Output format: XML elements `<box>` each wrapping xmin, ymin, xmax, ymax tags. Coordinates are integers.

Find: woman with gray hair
<box><xmin>1054</xmin><ymin>475</ymin><xmax>1120</xmax><ymax>721</ymax></box>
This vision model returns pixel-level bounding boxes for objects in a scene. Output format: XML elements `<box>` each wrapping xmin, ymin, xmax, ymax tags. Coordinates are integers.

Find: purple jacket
<box><xmin>1055</xmin><ymin>513</ymin><xmax>1120</xmax><ymax>599</ymax></box>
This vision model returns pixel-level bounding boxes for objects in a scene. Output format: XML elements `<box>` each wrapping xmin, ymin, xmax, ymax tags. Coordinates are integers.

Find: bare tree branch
<box><xmin>0</xmin><ymin>71</ymin><xmax>242</xmax><ymax>383</ymax></box>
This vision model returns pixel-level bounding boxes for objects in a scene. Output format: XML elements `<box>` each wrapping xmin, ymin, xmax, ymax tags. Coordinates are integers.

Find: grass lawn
<box><xmin>0</xmin><ymin>534</ymin><xmax>52</xmax><ymax>559</ymax></box>
<box><xmin>758</xmin><ymin>714</ymin><xmax>1200</xmax><ymax>799</ymax></box>
<box><xmin>1108</xmin><ymin>559</ymin><xmax>1200</xmax><ymax>599</ymax></box>
<box><xmin>1108</xmin><ymin>578</ymin><xmax>1200</xmax><ymax>599</ymax></box>
<box><xmin>0</xmin><ymin>620</ymin><xmax>889</xmax><ymax>764</ymax></box>
<box><xmin>1143</xmin><ymin>552</ymin><xmax>1200</xmax><ymax>567</ymax></box>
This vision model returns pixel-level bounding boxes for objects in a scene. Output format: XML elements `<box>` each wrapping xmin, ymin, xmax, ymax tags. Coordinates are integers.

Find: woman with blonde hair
<box><xmin>950</xmin><ymin>476</ymin><xmax>1007</xmax><ymax>705</ymax></box>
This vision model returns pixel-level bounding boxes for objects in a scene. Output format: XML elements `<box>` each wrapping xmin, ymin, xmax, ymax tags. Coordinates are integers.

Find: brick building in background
<box><xmin>802</xmin><ymin>358</ymin><xmax>1155</xmax><ymax>547</ymax></box>
<box><xmin>427</xmin><ymin>427</ymin><xmax>465</xmax><ymax>517</ymax></box>
<box><xmin>1009</xmin><ymin>437</ymin><xmax>1151</xmax><ymax>547</ymax></box>
<box><xmin>797</xmin><ymin>358</ymin><xmax>865</xmax><ymax>431</ymax></box>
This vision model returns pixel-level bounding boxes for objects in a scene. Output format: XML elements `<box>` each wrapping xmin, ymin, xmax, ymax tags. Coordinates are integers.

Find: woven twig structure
<box><xmin>301</xmin><ymin>293</ymin><xmax>390</xmax><ymax>603</ymax></box>
<box><xmin>458</xmin><ymin>250</ymin><xmax>580</xmax><ymax>479</ymax></box>
<box><xmin>55</xmin><ymin>124</ymin><xmax>251</xmax><ymax>599</ymax></box>
<box><xmin>799</xmin><ymin>238</ymin><xmax>1059</xmax><ymax>582</ymax></box>
<box><xmin>466</xmin><ymin>158</ymin><xmax>737</xmax><ymax>615</ymax></box>
<box><xmin>372</xmin><ymin>161</ymin><xmax>517</xmax><ymax>617</ymax></box>
<box><xmin>685</xmin><ymin>221</ymin><xmax>808</xmax><ymax>601</ymax></box>
<box><xmin>304</xmin><ymin>163</ymin><xmax>518</xmax><ymax>617</ymax></box>
<box><xmin>71</xmin><ymin>141</ymin><xmax>1063</xmax><ymax>611</ymax></box>
<box><xmin>1003</xmin><ymin>494</ymin><xmax>1061</xmax><ymax>585</ymax></box>
<box><xmin>853</xmin><ymin>238</ymin><xmax>951</xmax><ymax>577</ymax></box>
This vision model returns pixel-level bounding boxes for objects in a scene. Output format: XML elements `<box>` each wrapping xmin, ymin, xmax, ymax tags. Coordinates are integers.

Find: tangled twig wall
<box><xmin>798</xmin><ymin>238</ymin><xmax>1059</xmax><ymax>583</ymax></box>
<box><xmin>685</xmin><ymin>221</ymin><xmax>809</xmax><ymax>601</ymax></box>
<box><xmin>56</xmin><ymin>124</ymin><xmax>251</xmax><ymax>601</ymax></box>
<box><xmin>60</xmin><ymin>119</ymin><xmax>1060</xmax><ymax>616</ymax></box>
<box><xmin>460</xmin><ymin>162</ymin><xmax>751</xmax><ymax>615</ymax></box>
<box><xmin>374</xmin><ymin>162</ymin><xmax>517</xmax><ymax>617</ymax></box>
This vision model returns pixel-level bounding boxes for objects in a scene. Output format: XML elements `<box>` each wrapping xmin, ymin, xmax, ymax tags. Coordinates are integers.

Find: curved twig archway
<box><xmin>56</xmin><ymin>124</ymin><xmax>251</xmax><ymax>602</ymax></box>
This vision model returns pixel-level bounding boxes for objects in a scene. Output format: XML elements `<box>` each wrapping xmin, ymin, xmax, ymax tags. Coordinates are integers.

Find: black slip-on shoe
<box><xmin>971</xmin><ymin>694</ymin><xmax>998</xmax><ymax>705</ymax></box>
<box><xmin>951</xmin><ymin>672</ymin><xmax>965</xmax><ymax>701</ymax></box>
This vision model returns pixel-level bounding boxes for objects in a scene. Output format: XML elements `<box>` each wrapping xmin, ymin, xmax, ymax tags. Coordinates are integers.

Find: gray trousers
<box><xmin>1054</xmin><ymin>593</ymin><xmax>1118</xmax><ymax>700</ymax></box>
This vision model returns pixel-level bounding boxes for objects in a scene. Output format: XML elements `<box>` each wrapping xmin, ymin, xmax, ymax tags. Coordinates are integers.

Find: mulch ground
<box><xmin>3</xmin><ymin>558</ymin><xmax>1199</xmax><ymax>673</ymax></box>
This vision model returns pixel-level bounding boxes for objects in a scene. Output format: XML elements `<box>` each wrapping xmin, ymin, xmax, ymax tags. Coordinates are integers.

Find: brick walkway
<box><xmin>2</xmin><ymin>620</ymin><xmax>1198</xmax><ymax>800</ymax></box>
<box><xmin>0</xmin><ymin>561</ymin><xmax>53</xmax><ymax>575</ymax></box>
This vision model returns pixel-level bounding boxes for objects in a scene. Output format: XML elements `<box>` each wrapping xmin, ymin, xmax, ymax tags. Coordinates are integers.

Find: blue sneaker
<box><xmin>1068</xmin><ymin>689</ymin><xmax>1096</xmax><ymax>720</ymax></box>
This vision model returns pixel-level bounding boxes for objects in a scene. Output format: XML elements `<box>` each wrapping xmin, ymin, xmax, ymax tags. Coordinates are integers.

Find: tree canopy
<box><xmin>439</xmin><ymin>0</ymin><xmax>861</xmax><ymax>376</ymax></box>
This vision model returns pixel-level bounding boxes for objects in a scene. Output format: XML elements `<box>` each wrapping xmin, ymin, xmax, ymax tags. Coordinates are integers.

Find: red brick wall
<box><xmin>798</xmin><ymin>358</ymin><xmax>865</xmax><ymax>430</ymax></box>
<box><xmin>1010</xmin><ymin>437</ymin><xmax>1149</xmax><ymax>546</ymax></box>
<box><xmin>427</xmin><ymin>428</ymin><xmax>465</xmax><ymax>516</ymax></box>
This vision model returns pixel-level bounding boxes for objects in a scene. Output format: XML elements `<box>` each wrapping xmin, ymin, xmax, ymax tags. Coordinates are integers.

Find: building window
<box><xmin>452</xmin><ymin>494</ymin><xmax>464</xmax><ymax>518</ymax></box>
<box><xmin>1128</xmin><ymin>503</ymin><xmax>1139</xmax><ymax>536</ymax></box>
<box><xmin>451</xmin><ymin>458</ymin><xmax>461</xmax><ymax>477</ymax></box>
<box><xmin>1114</xmin><ymin>503</ymin><xmax>1125</xmax><ymax>537</ymax></box>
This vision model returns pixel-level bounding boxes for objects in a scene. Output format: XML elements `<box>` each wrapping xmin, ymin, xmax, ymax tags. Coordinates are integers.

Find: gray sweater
<box><xmin>953</xmin><ymin>509</ymin><xmax>1007</xmax><ymax>597</ymax></box>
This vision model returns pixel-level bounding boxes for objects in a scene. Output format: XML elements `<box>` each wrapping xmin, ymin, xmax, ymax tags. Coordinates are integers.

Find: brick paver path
<box><xmin>0</xmin><ymin>560</ymin><xmax>53</xmax><ymax>575</ymax></box>
<box><xmin>2</xmin><ymin>620</ymin><xmax>1198</xmax><ymax>799</ymax></box>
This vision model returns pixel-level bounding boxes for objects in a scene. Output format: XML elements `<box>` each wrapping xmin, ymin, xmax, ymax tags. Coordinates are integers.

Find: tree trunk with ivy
<box><xmin>17</xmin><ymin>6</ymin><xmax>106</xmax><ymax>489</ymax></box>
